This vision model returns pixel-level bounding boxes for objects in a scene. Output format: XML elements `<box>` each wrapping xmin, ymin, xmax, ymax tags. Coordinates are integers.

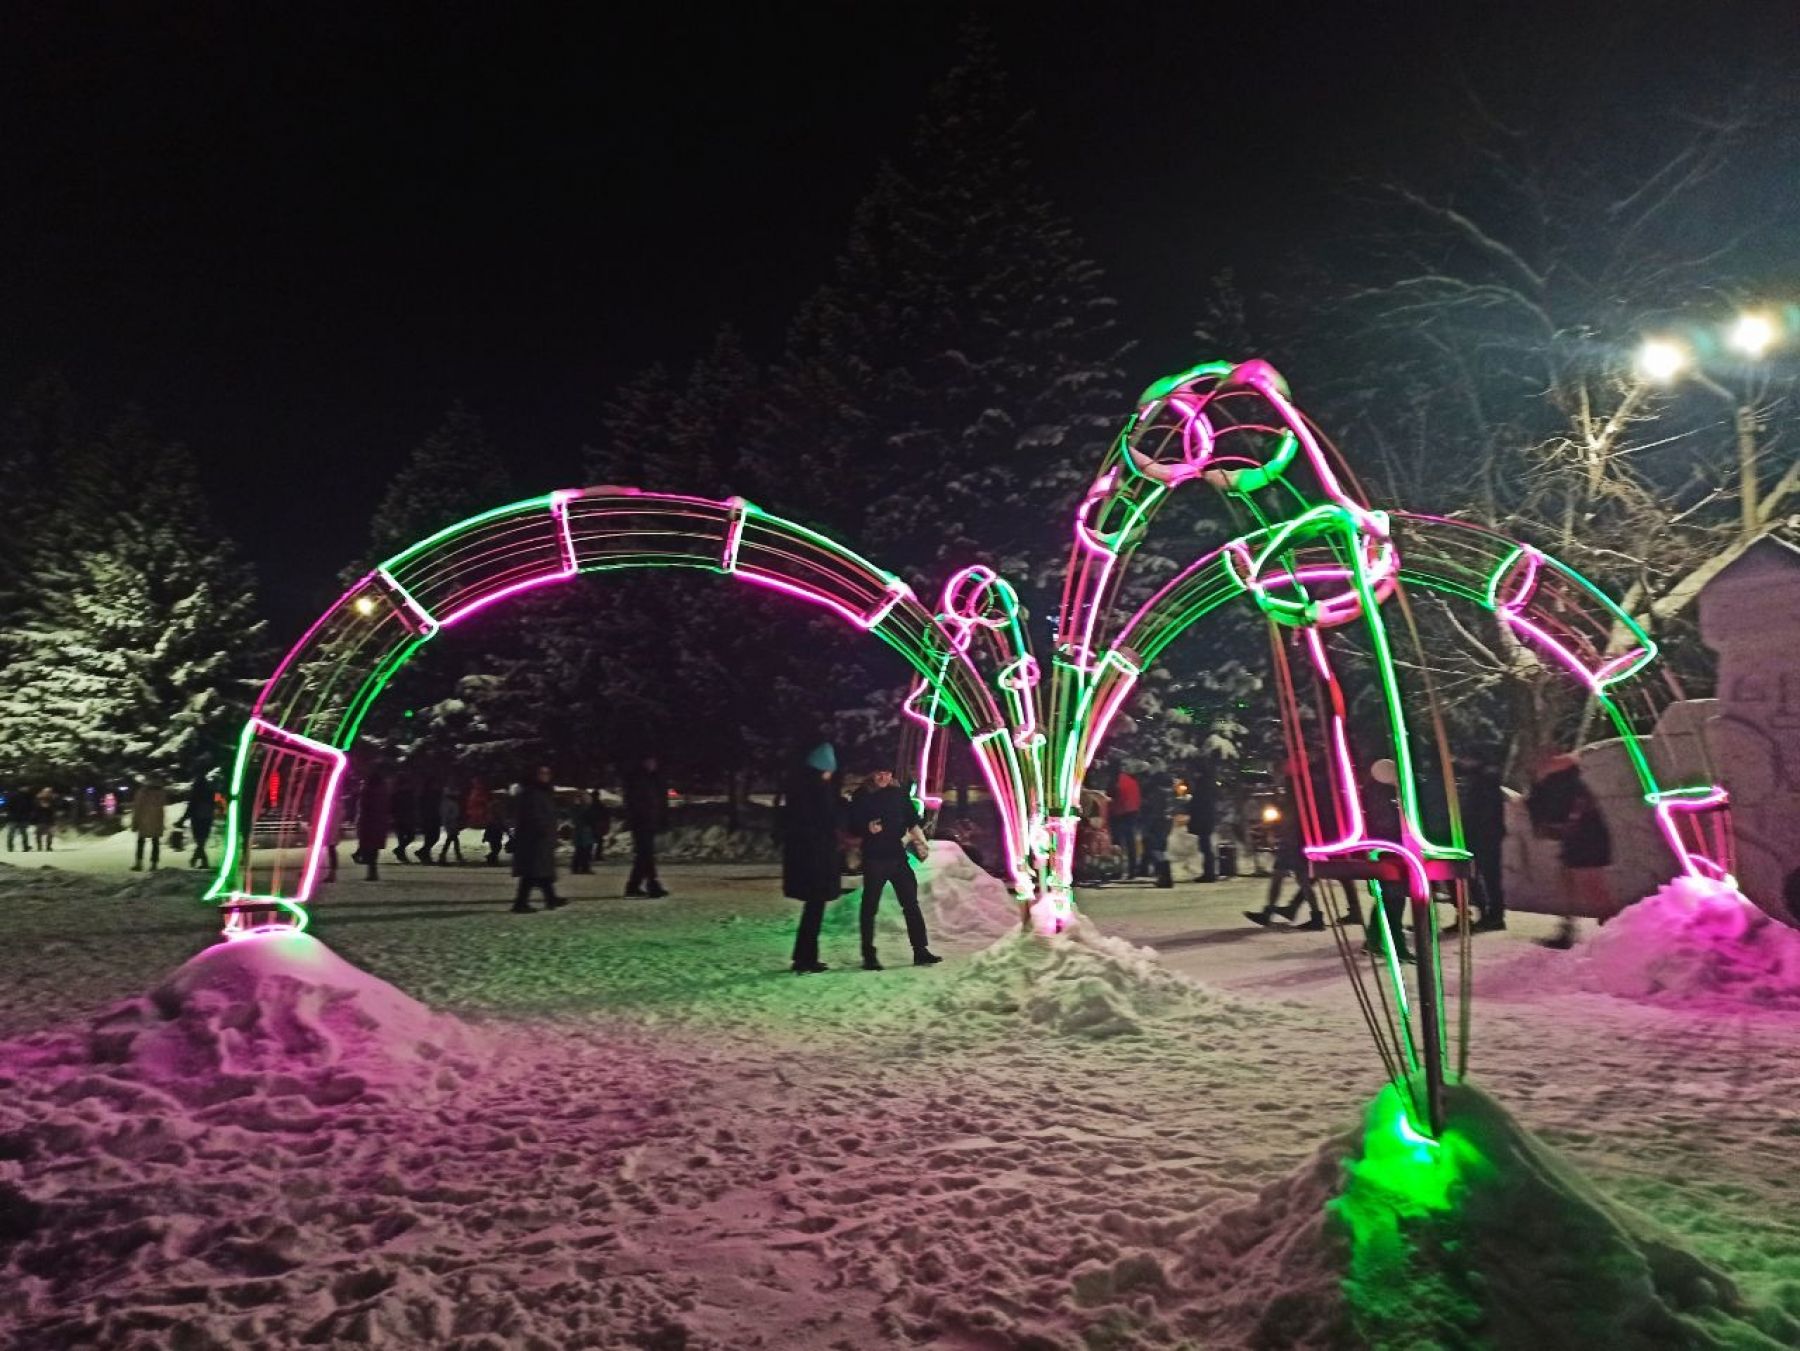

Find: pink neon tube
<box><xmin>252</xmin><ymin>574</ymin><xmax>378</xmax><ymax>718</ymax></box>
<box><xmin>242</xmin><ymin>717</ymin><xmax>348</xmax><ymax>908</ymax></box>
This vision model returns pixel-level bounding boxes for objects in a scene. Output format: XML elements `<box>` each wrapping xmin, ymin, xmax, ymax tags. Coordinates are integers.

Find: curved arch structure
<box><xmin>217</xmin><ymin>358</ymin><xmax>1734</xmax><ymax>1137</ymax></box>
<box><xmin>209</xmin><ymin>489</ymin><xmax>1031</xmax><ymax>936</ymax></box>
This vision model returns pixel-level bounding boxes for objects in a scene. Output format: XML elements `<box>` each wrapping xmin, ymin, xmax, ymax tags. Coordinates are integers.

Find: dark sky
<box><xmin>3</xmin><ymin>2</ymin><xmax>1794</xmax><ymax>632</ymax></box>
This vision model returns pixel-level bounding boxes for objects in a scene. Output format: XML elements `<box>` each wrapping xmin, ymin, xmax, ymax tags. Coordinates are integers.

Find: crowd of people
<box><xmin>7</xmin><ymin>734</ymin><xmax>1618</xmax><ymax>972</ymax></box>
<box><xmin>3</xmin><ymin>785</ymin><xmax>62</xmax><ymax>853</ymax></box>
<box><xmin>1070</xmin><ymin>742</ymin><xmax>1614</xmax><ymax>960</ymax></box>
<box><xmin>337</xmin><ymin>757</ymin><xmax>667</xmax><ymax>913</ymax></box>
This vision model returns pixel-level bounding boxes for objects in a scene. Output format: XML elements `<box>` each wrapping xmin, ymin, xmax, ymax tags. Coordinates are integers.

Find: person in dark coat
<box><xmin>622</xmin><ymin>755</ymin><xmax>670</xmax><ymax>898</ymax></box>
<box><xmin>1244</xmin><ymin>778</ymin><xmax>1323</xmax><ymax>930</ymax></box>
<box><xmin>415</xmin><ymin>779</ymin><xmax>442</xmax><ymax>863</ymax></box>
<box><xmin>569</xmin><ymin>790</ymin><xmax>606</xmax><ymax>874</ymax></box>
<box><xmin>1142</xmin><ymin>771</ymin><xmax>1175</xmax><ymax>888</ymax></box>
<box><xmin>389</xmin><ymin>775</ymin><xmax>417</xmax><ymax>864</ymax></box>
<box><xmin>34</xmin><ymin>785</ymin><xmax>57</xmax><ymax>851</ymax></box>
<box><xmin>436</xmin><ymin>781</ymin><xmax>464</xmax><ymax>864</ymax></box>
<box><xmin>6</xmin><ymin>786</ymin><xmax>34</xmax><ymax>852</ymax></box>
<box><xmin>356</xmin><ymin>770</ymin><xmax>391</xmax><ymax>881</ymax></box>
<box><xmin>1455</xmin><ymin>747</ymin><xmax>1506</xmax><ymax>931</ymax></box>
<box><xmin>1359</xmin><ymin>759</ymin><xmax>1413</xmax><ymax>959</ymax></box>
<box><xmin>847</xmin><ymin>763</ymin><xmax>939</xmax><ymax>971</ymax></box>
<box><xmin>482</xmin><ymin>792</ymin><xmax>509</xmax><ymax>865</ymax></box>
<box><xmin>178</xmin><ymin>769</ymin><xmax>217</xmax><ymax>870</ymax></box>
<box><xmin>1526</xmin><ymin>752</ymin><xmax>1612</xmax><ymax>949</ymax></box>
<box><xmin>783</xmin><ymin>743</ymin><xmax>843</xmax><ymax>974</ymax></box>
<box><xmin>511</xmin><ymin>765</ymin><xmax>565</xmax><ymax>912</ymax></box>
<box><xmin>1186</xmin><ymin>761</ymin><xmax>1218</xmax><ymax>882</ymax></box>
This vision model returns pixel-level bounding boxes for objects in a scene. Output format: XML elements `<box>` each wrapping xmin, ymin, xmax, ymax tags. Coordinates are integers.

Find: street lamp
<box><xmin>1638</xmin><ymin>317</ymin><xmax>1777</xmax><ymax>540</ymax></box>
<box><xmin>1728</xmin><ymin>312</ymin><xmax>1778</xmax><ymax>361</ymax></box>
<box><xmin>1635</xmin><ymin>337</ymin><xmax>1691</xmax><ymax>384</ymax></box>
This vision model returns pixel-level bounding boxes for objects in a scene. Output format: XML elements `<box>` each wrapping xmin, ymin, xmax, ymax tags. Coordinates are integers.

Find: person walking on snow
<box><xmin>436</xmin><ymin>781</ymin><xmax>464</xmax><ymax>863</ymax></box>
<box><xmin>34</xmin><ymin>785</ymin><xmax>56</xmax><ymax>850</ymax></box>
<box><xmin>1186</xmin><ymin>760</ymin><xmax>1218</xmax><ymax>882</ymax></box>
<box><xmin>355</xmin><ymin>769</ymin><xmax>392</xmax><ymax>881</ymax></box>
<box><xmin>481</xmin><ymin>791</ymin><xmax>509</xmax><ymax>865</ymax></box>
<box><xmin>1244</xmin><ymin>776</ymin><xmax>1323</xmax><ymax>931</ymax></box>
<box><xmin>1526</xmin><ymin>751</ymin><xmax>1612</xmax><ymax>950</ymax></box>
<box><xmin>847</xmin><ymin>763</ymin><xmax>939</xmax><ymax>971</ymax></box>
<box><xmin>783</xmin><ymin>743</ymin><xmax>844</xmax><ymax>974</ymax></box>
<box><xmin>413</xmin><ymin>778</ymin><xmax>442</xmax><ymax>863</ymax></box>
<box><xmin>130</xmin><ymin>778</ymin><xmax>168</xmax><ymax>871</ymax></box>
<box><xmin>178</xmin><ymin>768</ymin><xmax>216</xmax><ymax>870</ymax></box>
<box><xmin>1142</xmin><ymin>771</ymin><xmax>1175</xmax><ymax>888</ymax></box>
<box><xmin>623</xmin><ymin>755</ymin><xmax>669</xmax><ymax>898</ymax></box>
<box><xmin>511</xmin><ymin>765</ymin><xmax>565</xmax><ymax>912</ymax></box>
<box><xmin>1455</xmin><ymin>746</ymin><xmax>1507</xmax><ymax>932</ymax></box>
<box><xmin>389</xmin><ymin>774</ymin><xmax>417</xmax><ymax>863</ymax></box>
<box><xmin>570</xmin><ymin>790</ymin><xmax>605</xmax><ymax>874</ymax></box>
<box><xmin>1111</xmin><ymin>766</ymin><xmax>1143</xmax><ymax>878</ymax></box>
<box><xmin>5</xmin><ymin>787</ymin><xmax>32</xmax><ymax>852</ymax></box>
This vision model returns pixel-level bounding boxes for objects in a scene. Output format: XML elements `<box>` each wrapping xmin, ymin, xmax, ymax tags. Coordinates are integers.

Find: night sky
<box><xmin>3</xmin><ymin>2</ymin><xmax>1794</xmax><ymax>632</ymax></box>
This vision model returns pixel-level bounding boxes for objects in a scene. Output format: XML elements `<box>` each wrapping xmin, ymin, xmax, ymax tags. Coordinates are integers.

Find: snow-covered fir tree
<box><xmin>345</xmin><ymin>404</ymin><xmax>517</xmax><ymax>768</ymax></box>
<box><xmin>754</xmin><ymin>24</ymin><xmax>1126</xmax><ymax>602</ymax></box>
<box><xmin>0</xmin><ymin>412</ymin><xmax>267</xmax><ymax>784</ymax></box>
<box><xmin>363</xmin><ymin>402</ymin><xmax>514</xmax><ymax>566</ymax></box>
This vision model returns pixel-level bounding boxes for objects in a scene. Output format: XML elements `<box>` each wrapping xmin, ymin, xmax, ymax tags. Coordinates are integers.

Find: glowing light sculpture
<box><xmin>214</xmin><ymin>488</ymin><xmax>1015</xmax><ymax>934</ymax></box>
<box><xmin>216</xmin><ymin>359</ymin><xmax>1729</xmax><ymax>1138</ymax></box>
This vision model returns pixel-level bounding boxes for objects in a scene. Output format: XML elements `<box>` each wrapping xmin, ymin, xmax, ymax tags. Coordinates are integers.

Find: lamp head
<box><xmin>1636</xmin><ymin>337</ymin><xmax>1690</xmax><ymax>384</ymax></box>
<box><xmin>1728</xmin><ymin>312</ymin><xmax>1778</xmax><ymax>360</ymax></box>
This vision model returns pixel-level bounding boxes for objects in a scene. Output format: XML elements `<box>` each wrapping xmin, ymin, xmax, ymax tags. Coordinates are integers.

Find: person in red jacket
<box><xmin>1111</xmin><ymin>767</ymin><xmax>1143</xmax><ymax>878</ymax></box>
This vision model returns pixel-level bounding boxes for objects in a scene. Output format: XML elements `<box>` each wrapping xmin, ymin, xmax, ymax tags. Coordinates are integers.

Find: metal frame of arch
<box><xmin>207</xmin><ymin>489</ymin><xmax>1031</xmax><ymax>937</ymax></box>
<box><xmin>213</xmin><ymin>359</ymin><xmax>1734</xmax><ymax>1137</ymax></box>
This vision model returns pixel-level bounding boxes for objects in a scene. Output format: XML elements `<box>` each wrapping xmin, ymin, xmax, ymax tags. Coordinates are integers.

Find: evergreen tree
<box><xmin>742</xmin><ymin>26</ymin><xmax>1130</xmax><ymax>774</ymax></box>
<box><xmin>0</xmin><ymin>413</ymin><xmax>267</xmax><ymax>783</ymax></box>
<box><xmin>755</xmin><ymin>28</ymin><xmax>1127</xmax><ymax>603</ymax></box>
<box><xmin>0</xmin><ymin>375</ymin><xmax>79</xmax><ymax>682</ymax></box>
<box><xmin>348</xmin><ymin>404</ymin><xmax>517</xmax><ymax>767</ymax></box>
<box><xmin>363</xmin><ymin>402</ymin><xmax>514</xmax><ymax>566</ymax></box>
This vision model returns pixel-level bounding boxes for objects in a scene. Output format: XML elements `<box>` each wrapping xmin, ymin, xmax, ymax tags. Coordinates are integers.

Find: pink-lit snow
<box><xmin>2</xmin><ymin>837</ymin><xmax>1798</xmax><ymax>1348</ymax></box>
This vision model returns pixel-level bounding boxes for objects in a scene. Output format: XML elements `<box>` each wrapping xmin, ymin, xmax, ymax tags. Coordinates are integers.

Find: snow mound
<box><xmin>916</xmin><ymin>840</ymin><xmax>1020</xmax><ymax>939</ymax></box>
<box><xmin>69</xmin><ymin>933</ymin><xmax>489</xmax><ymax>1110</ymax></box>
<box><xmin>1179</xmin><ymin>1080</ymin><xmax>1797</xmax><ymax>1348</ymax></box>
<box><xmin>934</xmin><ymin>918</ymin><xmax>1231</xmax><ymax>1037</ymax></box>
<box><xmin>1485</xmin><ymin>876</ymin><xmax>1800</xmax><ymax>1008</ymax></box>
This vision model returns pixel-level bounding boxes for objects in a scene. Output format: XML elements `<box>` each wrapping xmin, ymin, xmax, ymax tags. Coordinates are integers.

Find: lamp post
<box><xmin>1637</xmin><ymin>314</ymin><xmax>1780</xmax><ymax>541</ymax></box>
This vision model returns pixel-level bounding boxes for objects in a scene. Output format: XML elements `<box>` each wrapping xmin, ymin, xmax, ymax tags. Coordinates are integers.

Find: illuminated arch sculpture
<box><xmin>214</xmin><ymin>359</ymin><xmax>1733</xmax><ymax>1136</ymax></box>
<box><xmin>209</xmin><ymin>491</ymin><xmax>1031</xmax><ymax>933</ymax></box>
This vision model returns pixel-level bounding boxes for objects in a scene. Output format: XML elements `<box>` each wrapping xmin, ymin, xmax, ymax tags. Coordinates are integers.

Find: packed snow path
<box><xmin>2</xmin><ymin>846</ymin><xmax>1798</xmax><ymax>1348</ymax></box>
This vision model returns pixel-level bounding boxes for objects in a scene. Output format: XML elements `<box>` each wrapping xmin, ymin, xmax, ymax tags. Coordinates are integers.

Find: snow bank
<box><xmin>11</xmin><ymin>933</ymin><xmax>488</xmax><ymax>1122</ymax></box>
<box><xmin>1178</xmin><ymin>1080</ymin><xmax>1798</xmax><ymax>1347</ymax></box>
<box><xmin>1484</xmin><ymin>876</ymin><xmax>1800</xmax><ymax>1008</ymax></box>
<box><xmin>915</xmin><ymin>839</ymin><xmax>1019</xmax><ymax>940</ymax></box>
<box><xmin>935</xmin><ymin>917</ymin><xmax>1231</xmax><ymax>1038</ymax></box>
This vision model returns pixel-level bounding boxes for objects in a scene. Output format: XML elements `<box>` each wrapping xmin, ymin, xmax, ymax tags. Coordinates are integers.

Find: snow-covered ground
<box><xmin>2</xmin><ymin>839</ymin><xmax>1799</xmax><ymax>1348</ymax></box>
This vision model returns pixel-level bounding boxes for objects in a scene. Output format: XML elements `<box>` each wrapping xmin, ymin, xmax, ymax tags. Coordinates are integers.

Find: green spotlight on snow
<box><xmin>1329</xmin><ymin>1081</ymin><xmax>1494</xmax><ymax>1275</ymax></box>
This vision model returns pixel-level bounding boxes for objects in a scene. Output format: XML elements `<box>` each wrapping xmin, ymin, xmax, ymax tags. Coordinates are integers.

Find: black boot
<box><xmin>1154</xmin><ymin>860</ymin><xmax>1174</xmax><ymax>889</ymax></box>
<box><xmin>543</xmin><ymin>892</ymin><xmax>566</xmax><ymax>910</ymax></box>
<box><xmin>792</xmin><ymin>961</ymin><xmax>829</xmax><ymax>975</ymax></box>
<box><xmin>862</xmin><ymin>950</ymin><xmax>883</xmax><ymax>972</ymax></box>
<box><xmin>913</xmin><ymin>950</ymin><xmax>942</xmax><ymax>966</ymax></box>
<box><xmin>511</xmin><ymin>900</ymin><xmax>534</xmax><ymax>913</ymax></box>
